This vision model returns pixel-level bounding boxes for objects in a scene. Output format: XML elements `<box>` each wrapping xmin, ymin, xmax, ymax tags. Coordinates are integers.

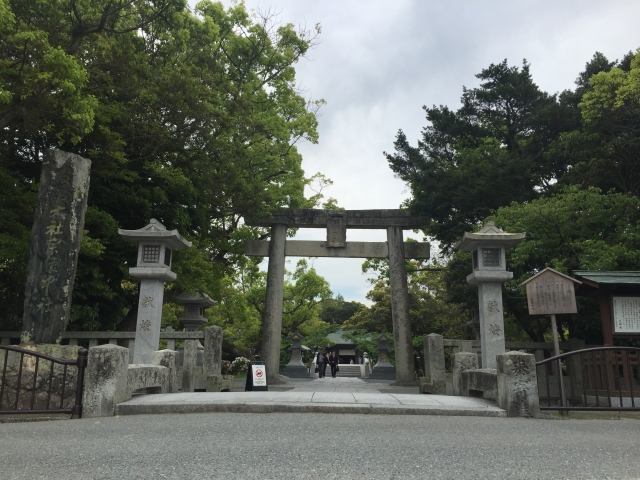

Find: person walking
<box><xmin>316</xmin><ymin>350</ymin><xmax>326</xmax><ymax>378</ymax></box>
<box><xmin>329</xmin><ymin>351</ymin><xmax>339</xmax><ymax>378</ymax></box>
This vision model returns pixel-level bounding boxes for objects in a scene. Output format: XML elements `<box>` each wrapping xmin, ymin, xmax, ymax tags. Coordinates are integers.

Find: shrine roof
<box><xmin>574</xmin><ymin>271</ymin><xmax>640</xmax><ymax>285</ymax></box>
<box><xmin>327</xmin><ymin>330</ymin><xmax>357</xmax><ymax>345</ymax></box>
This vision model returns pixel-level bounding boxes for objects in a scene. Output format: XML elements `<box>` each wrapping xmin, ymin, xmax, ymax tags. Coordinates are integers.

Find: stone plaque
<box><xmin>524</xmin><ymin>269</ymin><xmax>578</xmax><ymax>315</ymax></box>
<box><xmin>326</xmin><ymin>212</ymin><xmax>347</xmax><ymax>247</ymax></box>
<box><xmin>612</xmin><ymin>297</ymin><xmax>640</xmax><ymax>334</ymax></box>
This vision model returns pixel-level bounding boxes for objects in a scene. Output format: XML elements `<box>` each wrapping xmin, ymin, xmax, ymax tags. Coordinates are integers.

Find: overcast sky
<box><xmin>216</xmin><ymin>0</ymin><xmax>640</xmax><ymax>304</ymax></box>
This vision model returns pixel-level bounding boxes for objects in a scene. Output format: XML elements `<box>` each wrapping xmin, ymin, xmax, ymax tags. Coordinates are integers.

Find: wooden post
<box><xmin>550</xmin><ymin>314</ymin><xmax>566</xmax><ymax>408</ymax></box>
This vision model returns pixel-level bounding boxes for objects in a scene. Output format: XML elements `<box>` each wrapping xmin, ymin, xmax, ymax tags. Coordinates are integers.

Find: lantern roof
<box><xmin>454</xmin><ymin>221</ymin><xmax>525</xmax><ymax>251</ymax></box>
<box><xmin>118</xmin><ymin>218</ymin><xmax>192</xmax><ymax>249</ymax></box>
<box><xmin>174</xmin><ymin>291</ymin><xmax>217</xmax><ymax>307</ymax></box>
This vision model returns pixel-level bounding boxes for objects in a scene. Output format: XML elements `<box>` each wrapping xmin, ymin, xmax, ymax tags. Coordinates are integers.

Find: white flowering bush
<box><xmin>231</xmin><ymin>356</ymin><xmax>251</xmax><ymax>375</ymax></box>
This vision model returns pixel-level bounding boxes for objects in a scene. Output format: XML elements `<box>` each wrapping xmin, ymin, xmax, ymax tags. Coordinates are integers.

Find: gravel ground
<box><xmin>1</xmin><ymin>413</ymin><xmax>639</xmax><ymax>479</ymax></box>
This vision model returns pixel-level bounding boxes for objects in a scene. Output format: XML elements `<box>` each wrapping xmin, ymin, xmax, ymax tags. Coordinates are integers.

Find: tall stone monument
<box><xmin>453</xmin><ymin>221</ymin><xmax>525</xmax><ymax>369</ymax></box>
<box><xmin>118</xmin><ymin>219</ymin><xmax>191</xmax><ymax>364</ymax></box>
<box><xmin>22</xmin><ymin>149</ymin><xmax>91</xmax><ymax>344</ymax></box>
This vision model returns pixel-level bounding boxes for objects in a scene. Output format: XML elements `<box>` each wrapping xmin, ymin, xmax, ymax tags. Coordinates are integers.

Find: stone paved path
<box><xmin>115</xmin><ymin>377</ymin><xmax>505</xmax><ymax>417</ymax></box>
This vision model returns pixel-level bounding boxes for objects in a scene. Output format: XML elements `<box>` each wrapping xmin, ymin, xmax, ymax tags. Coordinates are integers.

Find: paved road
<box><xmin>1</xmin><ymin>413</ymin><xmax>638</xmax><ymax>479</ymax></box>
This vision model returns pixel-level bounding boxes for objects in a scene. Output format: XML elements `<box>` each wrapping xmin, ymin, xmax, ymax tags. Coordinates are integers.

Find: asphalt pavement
<box><xmin>1</xmin><ymin>412</ymin><xmax>639</xmax><ymax>479</ymax></box>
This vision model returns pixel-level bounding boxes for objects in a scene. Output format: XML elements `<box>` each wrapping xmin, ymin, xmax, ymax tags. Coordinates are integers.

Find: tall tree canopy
<box><xmin>385</xmin><ymin>49</ymin><xmax>640</xmax><ymax>343</ymax></box>
<box><xmin>0</xmin><ymin>0</ymin><xmax>325</xmax><ymax>331</ymax></box>
<box><xmin>385</xmin><ymin>53</ymin><xmax>639</xmax><ymax>250</ymax></box>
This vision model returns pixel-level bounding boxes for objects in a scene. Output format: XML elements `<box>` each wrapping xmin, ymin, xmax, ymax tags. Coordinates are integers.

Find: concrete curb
<box><xmin>115</xmin><ymin>401</ymin><xmax>506</xmax><ymax>417</ymax></box>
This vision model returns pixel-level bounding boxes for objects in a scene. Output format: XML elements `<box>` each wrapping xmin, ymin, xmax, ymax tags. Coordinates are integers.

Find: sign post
<box><xmin>521</xmin><ymin>267</ymin><xmax>581</xmax><ymax>409</ymax></box>
<box><xmin>245</xmin><ymin>361</ymin><xmax>268</xmax><ymax>392</ymax></box>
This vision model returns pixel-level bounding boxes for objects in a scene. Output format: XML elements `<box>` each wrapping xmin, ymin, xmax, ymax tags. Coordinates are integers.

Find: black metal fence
<box><xmin>536</xmin><ymin>347</ymin><xmax>640</xmax><ymax>411</ymax></box>
<box><xmin>0</xmin><ymin>345</ymin><xmax>88</xmax><ymax>419</ymax></box>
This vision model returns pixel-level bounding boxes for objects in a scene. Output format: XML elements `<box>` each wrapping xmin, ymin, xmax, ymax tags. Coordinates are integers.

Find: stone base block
<box><xmin>126</xmin><ymin>364</ymin><xmax>169</xmax><ymax>398</ymax></box>
<box><xmin>461</xmin><ymin>368</ymin><xmax>497</xmax><ymax>400</ymax></box>
<box><xmin>281</xmin><ymin>365</ymin><xmax>310</xmax><ymax>378</ymax></box>
<box><xmin>206</xmin><ymin>374</ymin><xmax>234</xmax><ymax>392</ymax></box>
<box><xmin>369</xmin><ymin>366</ymin><xmax>396</xmax><ymax>380</ymax></box>
<box><xmin>452</xmin><ymin>352</ymin><xmax>478</xmax><ymax>396</ymax></box>
<box><xmin>419</xmin><ymin>378</ymin><xmax>446</xmax><ymax>394</ymax></box>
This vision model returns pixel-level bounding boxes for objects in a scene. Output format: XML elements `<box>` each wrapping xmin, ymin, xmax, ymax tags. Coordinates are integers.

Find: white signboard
<box><xmin>251</xmin><ymin>364</ymin><xmax>267</xmax><ymax>387</ymax></box>
<box><xmin>612</xmin><ymin>297</ymin><xmax>640</xmax><ymax>334</ymax></box>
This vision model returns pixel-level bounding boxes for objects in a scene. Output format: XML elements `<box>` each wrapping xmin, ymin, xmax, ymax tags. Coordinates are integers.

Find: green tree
<box><xmin>0</xmin><ymin>1</ymin><xmax>326</xmax><ymax>331</ymax></box>
<box><xmin>206</xmin><ymin>259</ymin><xmax>333</xmax><ymax>358</ymax></box>
<box><xmin>463</xmin><ymin>186</ymin><xmax>640</xmax><ymax>343</ymax></box>
<box><xmin>318</xmin><ymin>294</ymin><xmax>365</xmax><ymax>325</ymax></box>
<box><xmin>344</xmin><ymin>257</ymin><xmax>466</xmax><ymax>339</ymax></box>
<box><xmin>561</xmin><ymin>50</ymin><xmax>640</xmax><ymax>195</ymax></box>
<box><xmin>386</xmin><ymin>59</ymin><xmax>579</xmax><ymax>249</ymax></box>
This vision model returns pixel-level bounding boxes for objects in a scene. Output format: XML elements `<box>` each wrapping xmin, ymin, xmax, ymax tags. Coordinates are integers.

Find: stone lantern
<box><xmin>453</xmin><ymin>221</ymin><xmax>525</xmax><ymax>369</ymax></box>
<box><xmin>175</xmin><ymin>291</ymin><xmax>217</xmax><ymax>366</ymax></box>
<box><xmin>281</xmin><ymin>330</ymin><xmax>308</xmax><ymax>378</ymax></box>
<box><xmin>369</xmin><ymin>333</ymin><xmax>396</xmax><ymax>380</ymax></box>
<box><xmin>118</xmin><ymin>219</ymin><xmax>191</xmax><ymax>363</ymax></box>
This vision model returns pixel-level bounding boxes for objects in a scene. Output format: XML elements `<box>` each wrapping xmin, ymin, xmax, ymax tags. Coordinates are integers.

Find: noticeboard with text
<box><xmin>525</xmin><ymin>270</ymin><xmax>578</xmax><ymax>315</ymax></box>
<box><xmin>612</xmin><ymin>297</ymin><xmax>640</xmax><ymax>334</ymax></box>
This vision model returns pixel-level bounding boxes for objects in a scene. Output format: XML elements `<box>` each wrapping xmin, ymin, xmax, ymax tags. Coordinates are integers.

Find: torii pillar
<box><xmin>245</xmin><ymin>209</ymin><xmax>430</xmax><ymax>385</ymax></box>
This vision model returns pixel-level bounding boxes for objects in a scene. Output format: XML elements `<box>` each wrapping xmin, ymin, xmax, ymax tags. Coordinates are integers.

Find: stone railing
<box><xmin>0</xmin><ymin>331</ymin><xmax>204</xmax><ymax>364</ymax></box>
<box><xmin>421</xmin><ymin>334</ymin><xmax>601</xmax><ymax>417</ymax></box>
<box><xmin>443</xmin><ymin>338</ymin><xmax>599</xmax><ymax>366</ymax></box>
<box><xmin>1</xmin><ymin>327</ymin><xmax>233</xmax><ymax>404</ymax></box>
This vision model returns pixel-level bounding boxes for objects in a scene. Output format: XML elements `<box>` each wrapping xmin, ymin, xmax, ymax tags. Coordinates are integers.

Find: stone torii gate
<box><xmin>244</xmin><ymin>209</ymin><xmax>430</xmax><ymax>385</ymax></box>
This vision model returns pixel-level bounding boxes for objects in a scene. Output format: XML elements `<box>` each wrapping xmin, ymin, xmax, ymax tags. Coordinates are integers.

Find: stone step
<box><xmin>318</xmin><ymin>365</ymin><xmax>363</xmax><ymax>377</ymax></box>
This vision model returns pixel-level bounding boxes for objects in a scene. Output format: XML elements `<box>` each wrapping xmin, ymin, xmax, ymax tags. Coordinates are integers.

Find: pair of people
<box><xmin>317</xmin><ymin>345</ymin><xmax>339</xmax><ymax>378</ymax></box>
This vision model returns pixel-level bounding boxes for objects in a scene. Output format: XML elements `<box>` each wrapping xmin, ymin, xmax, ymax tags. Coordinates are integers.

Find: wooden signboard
<box><xmin>612</xmin><ymin>296</ymin><xmax>640</xmax><ymax>334</ymax></box>
<box><xmin>523</xmin><ymin>268</ymin><xmax>579</xmax><ymax>315</ymax></box>
<box><xmin>520</xmin><ymin>268</ymin><xmax>581</xmax><ymax>410</ymax></box>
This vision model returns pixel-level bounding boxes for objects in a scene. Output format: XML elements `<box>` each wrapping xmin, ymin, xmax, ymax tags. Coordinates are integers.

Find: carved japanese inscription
<box><xmin>22</xmin><ymin>150</ymin><xmax>91</xmax><ymax>344</ymax></box>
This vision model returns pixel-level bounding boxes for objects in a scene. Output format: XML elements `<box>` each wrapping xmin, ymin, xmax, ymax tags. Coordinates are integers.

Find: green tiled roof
<box><xmin>326</xmin><ymin>329</ymin><xmax>356</xmax><ymax>345</ymax></box>
<box><xmin>574</xmin><ymin>271</ymin><xmax>640</xmax><ymax>285</ymax></box>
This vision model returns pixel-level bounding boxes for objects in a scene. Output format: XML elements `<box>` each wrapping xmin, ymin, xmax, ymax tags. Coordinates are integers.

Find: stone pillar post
<box><xmin>476</xmin><ymin>282</ymin><xmax>507</xmax><ymax>369</ymax></box>
<box><xmin>452</xmin><ymin>352</ymin><xmax>478</xmax><ymax>396</ymax></box>
<box><xmin>204</xmin><ymin>325</ymin><xmax>223</xmax><ymax>377</ymax></box>
<box><xmin>386</xmin><ymin>226</ymin><xmax>416</xmax><ymax>385</ymax></box>
<box><xmin>421</xmin><ymin>334</ymin><xmax>445</xmax><ymax>394</ymax></box>
<box><xmin>152</xmin><ymin>349</ymin><xmax>178</xmax><ymax>393</ymax></box>
<box><xmin>22</xmin><ymin>149</ymin><xmax>91</xmax><ymax>345</ymax></box>
<box><xmin>82</xmin><ymin>345</ymin><xmax>129</xmax><ymax>418</ymax></box>
<box><xmin>182</xmin><ymin>339</ymin><xmax>197</xmax><ymax>392</ymax></box>
<box><xmin>262</xmin><ymin>224</ymin><xmax>287</xmax><ymax>385</ymax></box>
<box><xmin>497</xmin><ymin>351</ymin><xmax>540</xmax><ymax>418</ymax></box>
<box><xmin>133</xmin><ymin>279</ymin><xmax>165</xmax><ymax>364</ymax></box>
